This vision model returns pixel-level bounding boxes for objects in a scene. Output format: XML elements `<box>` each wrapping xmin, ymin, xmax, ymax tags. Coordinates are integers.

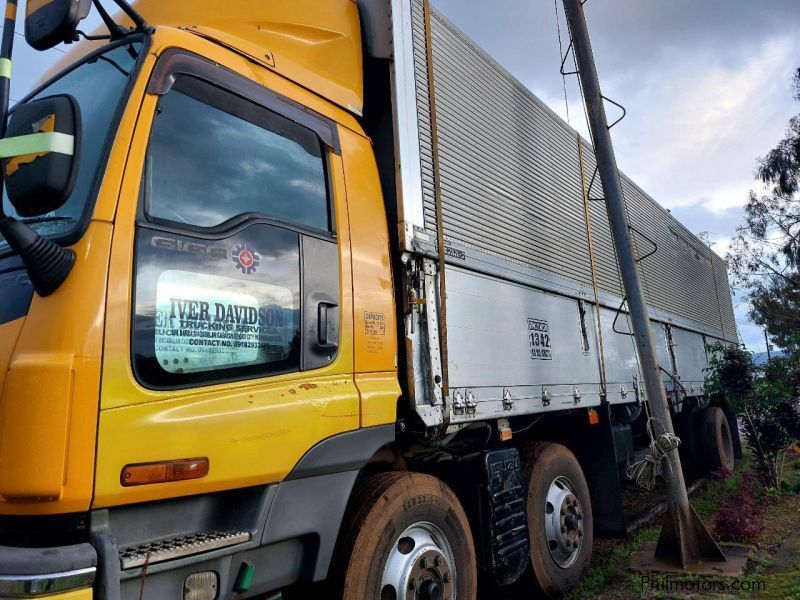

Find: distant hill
<box><xmin>751</xmin><ymin>350</ymin><xmax>788</xmax><ymax>366</ymax></box>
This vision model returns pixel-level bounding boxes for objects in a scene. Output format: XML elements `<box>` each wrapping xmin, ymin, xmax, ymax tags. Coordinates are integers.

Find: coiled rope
<box><xmin>626</xmin><ymin>417</ymin><xmax>681</xmax><ymax>490</ymax></box>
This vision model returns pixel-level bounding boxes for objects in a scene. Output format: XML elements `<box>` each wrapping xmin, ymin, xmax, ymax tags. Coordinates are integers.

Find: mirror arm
<box><xmin>92</xmin><ymin>0</ymin><xmax>127</xmax><ymax>41</ymax></box>
<box><xmin>108</xmin><ymin>0</ymin><xmax>148</xmax><ymax>33</ymax></box>
<box><xmin>0</xmin><ymin>217</ymin><xmax>76</xmax><ymax>297</ymax></box>
<box><xmin>76</xmin><ymin>30</ymin><xmax>113</xmax><ymax>42</ymax></box>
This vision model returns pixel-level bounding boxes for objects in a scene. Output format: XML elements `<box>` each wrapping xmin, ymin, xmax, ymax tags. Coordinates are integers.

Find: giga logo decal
<box><xmin>233</xmin><ymin>243</ymin><xmax>260</xmax><ymax>275</ymax></box>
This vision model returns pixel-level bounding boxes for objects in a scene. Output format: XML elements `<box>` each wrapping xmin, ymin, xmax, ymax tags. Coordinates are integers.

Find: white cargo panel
<box><xmin>445</xmin><ymin>265</ymin><xmax>604</xmax><ymax>411</ymax></box>
<box><xmin>671</xmin><ymin>326</ymin><xmax>710</xmax><ymax>391</ymax></box>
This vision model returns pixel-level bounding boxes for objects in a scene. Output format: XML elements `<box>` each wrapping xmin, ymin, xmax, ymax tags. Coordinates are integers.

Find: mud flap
<box><xmin>574</xmin><ymin>404</ymin><xmax>627</xmax><ymax>538</ymax></box>
<box><xmin>479</xmin><ymin>448</ymin><xmax>530</xmax><ymax>586</ymax></box>
<box><xmin>676</xmin><ymin>403</ymin><xmax>702</xmax><ymax>480</ymax></box>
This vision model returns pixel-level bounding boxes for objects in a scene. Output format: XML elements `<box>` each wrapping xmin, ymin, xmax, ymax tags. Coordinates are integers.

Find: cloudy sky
<box><xmin>11</xmin><ymin>1</ymin><xmax>800</xmax><ymax>351</ymax></box>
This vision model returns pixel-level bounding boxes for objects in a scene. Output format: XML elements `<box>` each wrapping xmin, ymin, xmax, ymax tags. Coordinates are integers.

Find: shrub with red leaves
<box><xmin>710</xmin><ymin>467</ymin><xmax>733</xmax><ymax>481</ymax></box>
<box><xmin>712</xmin><ymin>473</ymin><xmax>765</xmax><ymax>544</ymax></box>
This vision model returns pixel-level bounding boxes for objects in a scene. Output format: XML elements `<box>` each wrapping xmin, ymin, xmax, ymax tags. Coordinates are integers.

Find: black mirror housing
<box><xmin>3</xmin><ymin>95</ymin><xmax>82</xmax><ymax>217</ymax></box>
<box><xmin>25</xmin><ymin>0</ymin><xmax>92</xmax><ymax>51</ymax></box>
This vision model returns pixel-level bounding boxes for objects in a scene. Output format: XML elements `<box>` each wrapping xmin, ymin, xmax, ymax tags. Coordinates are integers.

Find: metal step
<box><xmin>120</xmin><ymin>531</ymin><xmax>251</xmax><ymax>569</ymax></box>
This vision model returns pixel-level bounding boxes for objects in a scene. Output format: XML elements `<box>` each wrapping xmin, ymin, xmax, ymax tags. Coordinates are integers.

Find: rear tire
<box><xmin>700</xmin><ymin>406</ymin><xmax>735</xmax><ymax>473</ymax></box>
<box><xmin>523</xmin><ymin>443</ymin><xmax>593</xmax><ymax>599</ymax></box>
<box><xmin>330</xmin><ymin>472</ymin><xmax>477</xmax><ymax>600</ymax></box>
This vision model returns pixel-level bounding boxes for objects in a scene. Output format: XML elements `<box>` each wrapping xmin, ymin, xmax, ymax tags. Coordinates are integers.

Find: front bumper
<box><xmin>0</xmin><ymin>544</ymin><xmax>95</xmax><ymax>599</ymax></box>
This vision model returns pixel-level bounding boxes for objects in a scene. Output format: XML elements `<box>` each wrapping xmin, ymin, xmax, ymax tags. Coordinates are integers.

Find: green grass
<box><xmin>565</xmin><ymin>526</ymin><xmax>660</xmax><ymax>600</ymax></box>
<box><xmin>753</xmin><ymin>564</ymin><xmax>800</xmax><ymax>599</ymax></box>
<box><xmin>565</xmin><ymin>460</ymin><xmax>749</xmax><ymax>600</ymax></box>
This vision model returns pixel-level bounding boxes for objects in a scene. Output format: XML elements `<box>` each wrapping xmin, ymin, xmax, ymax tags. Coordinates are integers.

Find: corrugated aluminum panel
<box><xmin>409</xmin><ymin>0</ymin><xmax>737</xmax><ymax>341</ymax></box>
<box><xmin>713</xmin><ymin>253</ymin><xmax>738</xmax><ymax>340</ymax></box>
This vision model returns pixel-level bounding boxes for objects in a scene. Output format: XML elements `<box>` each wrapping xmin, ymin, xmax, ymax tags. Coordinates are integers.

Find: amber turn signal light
<box><xmin>121</xmin><ymin>458</ymin><xmax>209</xmax><ymax>487</ymax></box>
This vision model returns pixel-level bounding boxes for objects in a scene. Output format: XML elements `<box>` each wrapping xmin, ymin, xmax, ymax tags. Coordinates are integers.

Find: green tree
<box><xmin>706</xmin><ymin>344</ymin><xmax>799</xmax><ymax>492</ymax></box>
<box><xmin>729</xmin><ymin>68</ymin><xmax>800</xmax><ymax>350</ymax></box>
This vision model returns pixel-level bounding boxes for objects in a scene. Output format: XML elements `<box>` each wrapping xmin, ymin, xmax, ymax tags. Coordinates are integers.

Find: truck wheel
<box><xmin>700</xmin><ymin>407</ymin><xmax>735</xmax><ymax>472</ymax></box>
<box><xmin>523</xmin><ymin>443</ymin><xmax>593</xmax><ymax>598</ymax></box>
<box><xmin>331</xmin><ymin>472</ymin><xmax>477</xmax><ymax>600</ymax></box>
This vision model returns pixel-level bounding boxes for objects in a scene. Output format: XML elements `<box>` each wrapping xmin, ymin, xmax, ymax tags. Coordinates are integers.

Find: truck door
<box><xmin>95</xmin><ymin>50</ymin><xmax>359</xmax><ymax>507</ymax></box>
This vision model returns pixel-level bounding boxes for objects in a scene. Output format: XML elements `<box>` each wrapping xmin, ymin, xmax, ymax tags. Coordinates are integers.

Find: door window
<box><xmin>133</xmin><ymin>74</ymin><xmax>339</xmax><ymax>389</ymax></box>
<box><xmin>145</xmin><ymin>77</ymin><xmax>331</xmax><ymax>232</ymax></box>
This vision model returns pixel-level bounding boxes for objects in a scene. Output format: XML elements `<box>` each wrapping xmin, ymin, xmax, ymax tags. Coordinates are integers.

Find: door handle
<box><xmin>318</xmin><ymin>302</ymin><xmax>337</xmax><ymax>346</ymax></box>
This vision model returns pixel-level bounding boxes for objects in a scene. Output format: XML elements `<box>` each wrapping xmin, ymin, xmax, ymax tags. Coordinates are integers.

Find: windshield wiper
<box><xmin>95</xmin><ymin>55</ymin><xmax>131</xmax><ymax>77</ymax></box>
<box><xmin>17</xmin><ymin>216</ymin><xmax>76</xmax><ymax>226</ymax></box>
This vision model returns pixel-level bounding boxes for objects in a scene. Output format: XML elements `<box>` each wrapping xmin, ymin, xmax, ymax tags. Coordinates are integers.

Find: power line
<box><xmin>0</xmin><ymin>23</ymin><xmax>67</xmax><ymax>104</ymax></box>
<box><xmin>0</xmin><ymin>25</ymin><xmax>67</xmax><ymax>54</ymax></box>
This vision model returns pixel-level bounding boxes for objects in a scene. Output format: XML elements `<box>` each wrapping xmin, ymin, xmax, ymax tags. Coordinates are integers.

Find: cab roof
<box><xmin>131</xmin><ymin>0</ymin><xmax>364</xmax><ymax>115</ymax></box>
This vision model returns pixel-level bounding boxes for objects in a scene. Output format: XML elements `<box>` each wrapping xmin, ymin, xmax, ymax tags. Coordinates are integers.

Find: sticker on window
<box><xmin>155</xmin><ymin>270</ymin><xmax>295</xmax><ymax>373</ymax></box>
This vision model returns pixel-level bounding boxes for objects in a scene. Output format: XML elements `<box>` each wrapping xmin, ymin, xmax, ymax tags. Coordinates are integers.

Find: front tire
<box><xmin>331</xmin><ymin>472</ymin><xmax>477</xmax><ymax>600</ymax></box>
<box><xmin>523</xmin><ymin>443</ymin><xmax>593</xmax><ymax>598</ymax></box>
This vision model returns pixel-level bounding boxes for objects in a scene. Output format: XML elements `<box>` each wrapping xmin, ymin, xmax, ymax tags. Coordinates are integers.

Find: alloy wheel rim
<box><xmin>381</xmin><ymin>521</ymin><xmax>457</xmax><ymax>600</ymax></box>
<box><xmin>544</xmin><ymin>475</ymin><xmax>584</xmax><ymax>568</ymax></box>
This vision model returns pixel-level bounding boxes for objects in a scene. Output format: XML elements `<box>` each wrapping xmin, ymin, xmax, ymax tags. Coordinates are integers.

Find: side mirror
<box><xmin>3</xmin><ymin>95</ymin><xmax>82</xmax><ymax>217</ymax></box>
<box><xmin>25</xmin><ymin>0</ymin><xmax>92</xmax><ymax>51</ymax></box>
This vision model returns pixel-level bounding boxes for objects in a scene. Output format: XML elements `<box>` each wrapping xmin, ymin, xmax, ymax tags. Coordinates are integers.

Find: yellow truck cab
<box><xmin>0</xmin><ymin>1</ymin><xmax>740</xmax><ymax>599</ymax></box>
<box><xmin>1</xmin><ymin>2</ymin><xmax>403</xmax><ymax>598</ymax></box>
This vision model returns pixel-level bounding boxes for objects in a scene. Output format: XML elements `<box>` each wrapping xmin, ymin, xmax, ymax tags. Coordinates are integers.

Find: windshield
<box><xmin>0</xmin><ymin>41</ymin><xmax>142</xmax><ymax>250</ymax></box>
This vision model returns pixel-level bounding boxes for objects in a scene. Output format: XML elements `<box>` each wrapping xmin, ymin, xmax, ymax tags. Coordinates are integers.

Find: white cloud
<box><xmin>537</xmin><ymin>33</ymin><xmax>798</xmax><ymax>223</ymax></box>
<box><xmin>610</xmin><ymin>34</ymin><xmax>799</xmax><ymax>217</ymax></box>
<box><xmin>710</xmin><ymin>236</ymin><xmax>732</xmax><ymax>257</ymax></box>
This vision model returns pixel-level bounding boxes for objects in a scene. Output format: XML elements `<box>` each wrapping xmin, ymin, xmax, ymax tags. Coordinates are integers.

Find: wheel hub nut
<box><xmin>382</xmin><ymin>524</ymin><xmax>455</xmax><ymax>600</ymax></box>
<box><xmin>420</xmin><ymin>579</ymin><xmax>443</xmax><ymax>600</ymax></box>
<box><xmin>546</xmin><ymin>478</ymin><xmax>585</xmax><ymax>569</ymax></box>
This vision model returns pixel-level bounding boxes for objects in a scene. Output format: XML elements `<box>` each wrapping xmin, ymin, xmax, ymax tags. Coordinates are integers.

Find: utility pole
<box><xmin>561</xmin><ymin>0</ymin><xmax>726</xmax><ymax>568</ymax></box>
<box><xmin>765</xmin><ymin>330</ymin><xmax>772</xmax><ymax>360</ymax></box>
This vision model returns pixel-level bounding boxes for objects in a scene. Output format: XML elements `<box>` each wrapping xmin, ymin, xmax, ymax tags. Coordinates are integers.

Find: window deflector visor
<box><xmin>147</xmin><ymin>49</ymin><xmax>340</xmax><ymax>155</ymax></box>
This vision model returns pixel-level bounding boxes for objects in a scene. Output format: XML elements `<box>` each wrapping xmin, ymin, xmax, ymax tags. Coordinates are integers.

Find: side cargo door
<box><xmin>95</xmin><ymin>49</ymin><xmax>359</xmax><ymax>509</ymax></box>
